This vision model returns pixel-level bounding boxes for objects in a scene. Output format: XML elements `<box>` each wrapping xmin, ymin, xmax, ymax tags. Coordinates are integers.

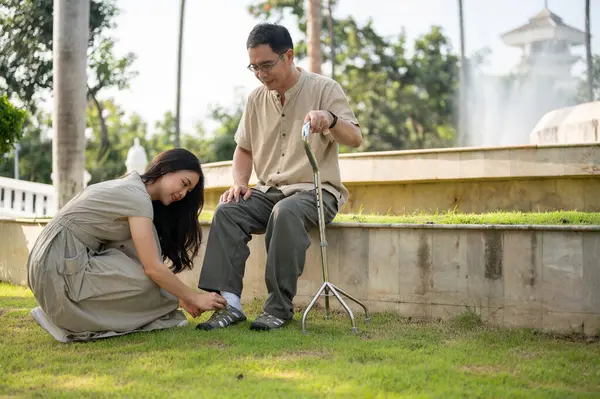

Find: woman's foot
<box><xmin>30</xmin><ymin>307</ymin><xmax>71</xmax><ymax>343</ymax></box>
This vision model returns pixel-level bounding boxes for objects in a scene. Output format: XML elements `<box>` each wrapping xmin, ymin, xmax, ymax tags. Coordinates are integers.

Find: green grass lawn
<box><xmin>19</xmin><ymin>211</ymin><xmax>600</xmax><ymax>226</ymax></box>
<box><xmin>2</xmin><ymin>282</ymin><xmax>599</xmax><ymax>398</ymax></box>
<box><xmin>199</xmin><ymin>210</ymin><xmax>600</xmax><ymax>226</ymax></box>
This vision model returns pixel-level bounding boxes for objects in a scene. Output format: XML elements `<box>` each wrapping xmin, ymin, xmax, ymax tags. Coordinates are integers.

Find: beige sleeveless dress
<box><xmin>26</xmin><ymin>172</ymin><xmax>187</xmax><ymax>342</ymax></box>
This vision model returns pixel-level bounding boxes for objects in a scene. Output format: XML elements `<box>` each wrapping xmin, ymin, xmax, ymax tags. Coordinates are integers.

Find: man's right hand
<box><xmin>220</xmin><ymin>184</ymin><xmax>252</xmax><ymax>203</ymax></box>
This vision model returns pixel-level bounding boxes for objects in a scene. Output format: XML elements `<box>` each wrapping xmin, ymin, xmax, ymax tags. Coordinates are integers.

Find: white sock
<box><xmin>221</xmin><ymin>291</ymin><xmax>243</xmax><ymax>314</ymax></box>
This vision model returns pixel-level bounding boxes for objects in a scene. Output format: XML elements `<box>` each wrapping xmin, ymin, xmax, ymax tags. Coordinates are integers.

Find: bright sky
<box><xmin>102</xmin><ymin>0</ymin><xmax>600</xmax><ymax>136</ymax></box>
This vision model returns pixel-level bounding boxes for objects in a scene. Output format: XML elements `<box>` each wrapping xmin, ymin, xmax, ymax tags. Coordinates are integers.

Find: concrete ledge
<box><xmin>3</xmin><ymin>218</ymin><xmax>598</xmax><ymax>335</ymax></box>
<box><xmin>0</xmin><ymin>219</ymin><xmax>46</xmax><ymax>286</ymax></box>
<box><xmin>182</xmin><ymin>224</ymin><xmax>600</xmax><ymax>335</ymax></box>
<box><xmin>201</xmin><ymin>143</ymin><xmax>600</xmax><ymax>214</ymax></box>
<box><xmin>202</xmin><ymin>143</ymin><xmax>600</xmax><ymax>188</ymax></box>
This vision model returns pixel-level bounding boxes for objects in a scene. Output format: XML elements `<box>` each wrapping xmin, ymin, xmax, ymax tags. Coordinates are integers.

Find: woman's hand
<box><xmin>179</xmin><ymin>292</ymin><xmax>227</xmax><ymax>318</ymax></box>
<box><xmin>179</xmin><ymin>298</ymin><xmax>202</xmax><ymax>318</ymax></box>
<box><xmin>189</xmin><ymin>292</ymin><xmax>227</xmax><ymax>312</ymax></box>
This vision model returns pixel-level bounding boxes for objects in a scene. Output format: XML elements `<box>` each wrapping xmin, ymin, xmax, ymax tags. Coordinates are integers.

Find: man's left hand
<box><xmin>304</xmin><ymin>110</ymin><xmax>333</xmax><ymax>133</ymax></box>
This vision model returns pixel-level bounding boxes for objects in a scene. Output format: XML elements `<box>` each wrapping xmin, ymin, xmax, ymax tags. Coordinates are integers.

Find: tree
<box><xmin>174</xmin><ymin>0</ymin><xmax>186</xmax><ymax>148</ymax></box>
<box><xmin>149</xmin><ymin>111</ymin><xmax>215</xmax><ymax>164</ymax></box>
<box><xmin>247</xmin><ymin>1</ymin><xmax>305</xmax><ymax>24</ymax></box>
<box><xmin>306</xmin><ymin>0</ymin><xmax>322</xmax><ymax>74</ymax></box>
<box><xmin>151</xmin><ymin>105</ymin><xmax>245</xmax><ymax>164</ymax></box>
<box><xmin>87</xmin><ymin>35</ymin><xmax>137</xmax><ymax>162</ymax></box>
<box><xmin>208</xmin><ymin>102</ymin><xmax>244</xmax><ymax>162</ymax></box>
<box><xmin>1</xmin><ymin>98</ymin><xmax>232</xmax><ymax>184</ymax></box>
<box><xmin>406</xmin><ymin>27</ymin><xmax>459</xmax><ymax>149</ymax></box>
<box><xmin>576</xmin><ymin>54</ymin><xmax>600</xmax><ymax>102</ymax></box>
<box><xmin>53</xmin><ymin>0</ymin><xmax>90</xmax><ymax>209</ymax></box>
<box><xmin>325</xmin><ymin>0</ymin><xmax>335</xmax><ymax>78</ymax></box>
<box><xmin>0</xmin><ymin>95</ymin><xmax>27</xmax><ymax>155</ymax></box>
<box><xmin>585</xmin><ymin>0</ymin><xmax>593</xmax><ymax>102</ymax></box>
<box><xmin>0</xmin><ymin>0</ymin><xmax>138</xmax><ymax>162</ymax></box>
<box><xmin>457</xmin><ymin>0</ymin><xmax>468</xmax><ymax>145</ymax></box>
<box><xmin>85</xmin><ymin>99</ymin><xmax>149</xmax><ymax>184</ymax></box>
<box><xmin>1</xmin><ymin>96</ymin><xmax>248</xmax><ymax>183</ymax></box>
<box><xmin>3</xmin><ymin>98</ymin><xmax>153</xmax><ymax>185</ymax></box>
<box><xmin>0</xmin><ymin>111</ymin><xmax>53</xmax><ymax>183</ymax></box>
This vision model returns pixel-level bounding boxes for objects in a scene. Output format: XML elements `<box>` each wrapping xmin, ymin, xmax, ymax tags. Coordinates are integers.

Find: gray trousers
<box><xmin>198</xmin><ymin>187</ymin><xmax>338</xmax><ymax>320</ymax></box>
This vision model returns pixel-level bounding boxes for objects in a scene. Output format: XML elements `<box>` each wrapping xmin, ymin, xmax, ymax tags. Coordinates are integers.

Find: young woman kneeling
<box><xmin>27</xmin><ymin>148</ymin><xmax>226</xmax><ymax>343</ymax></box>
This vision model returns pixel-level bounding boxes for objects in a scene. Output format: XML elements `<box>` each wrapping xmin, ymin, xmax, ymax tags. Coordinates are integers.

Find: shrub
<box><xmin>0</xmin><ymin>95</ymin><xmax>28</xmax><ymax>155</ymax></box>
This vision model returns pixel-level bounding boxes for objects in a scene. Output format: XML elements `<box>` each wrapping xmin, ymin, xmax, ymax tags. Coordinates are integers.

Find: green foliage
<box><xmin>0</xmin><ymin>0</ymin><xmax>138</xmax><ymax>167</ymax></box>
<box><xmin>88</xmin><ymin>37</ymin><xmax>137</xmax><ymax>98</ymax></box>
<box><xmin>83</xmin><ymin>100</ymin><xmax>224</xmax><ymax>184</ymax></box>
<box><xmin>247</xmin><ymin>0</ymin><xmax>306</xmax><ymax>22</ymax></box>
<box><xmin>147</xmin><ymin>111</ymin><xmax>215</xmax><ymax>165</ymax></box>
<box><xmin>0</xmin><ymin>0</ymin><xmax>129</xmax><ymax>111</ymax></box>
<box><xmin>84</xmin><ymin>99</ymin><xmax>149</xmax><ymax>183</ymax></box>
<box><xmin>0</xmin><ymin>95</ymin><xmax>27</xmax><ymax>155</ymax></box>
<box><xmin>152</xmin><ymin>99</ymin><xmax>244</xmax><ymax>165</ymax></box>
<box><xmin>576</xmin><ymin>54</ymin><xmax>600</xmax><ymax>103</ymax></box>
<box><xmin>0</xmin><ymin>97</ymin><xmax>245</xmax><ymax>184</ymax></box>
<box><xmin>0</xmin><ymin>109</ymin><xmax>52</xmax><ymax>182</ymax></box>
<box><xmin>208</xmin><ymin>101</ymin><xmax>245</xmax><ymax>162</ymax></box>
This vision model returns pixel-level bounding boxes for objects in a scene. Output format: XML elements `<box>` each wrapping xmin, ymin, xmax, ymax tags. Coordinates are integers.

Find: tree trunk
<box><xmin>52</xmin><ymin>0</ymin><xmax>89</xmax><ymax>210</ymax></box>
<box><xmin>326</xmin><ymin>0</ymin><xmax>335</xmax><ymax>79</ymax></box>
<box><xmin>458</xmin><ymin>0</ymin><xmax>468</xmax><ymax>146</ymax></box>
<box><xmin>175</xmin><ymin>0</ymin><xmax>185</xmax><ymax>148</ymax></box>
<box><xmin>90</xmin><ymin>92</ymin><xmax>110</xmax><ymax>162</ymax></box>
<box><xmin>586</xmin><ymin>0</ymin><xmax>593</xmax><ymax>102</ymax></box>
<box><xmin>307</xmin><ymin>0</ymin><xmax>322</xmax><ymax>74</ymax></box>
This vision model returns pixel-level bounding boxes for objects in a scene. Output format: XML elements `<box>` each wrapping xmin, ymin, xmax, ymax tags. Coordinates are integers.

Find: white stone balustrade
<box><xmin>0</xmin><ymin>176</ymin><xmax>55</xmax><ymax>218</ymax></box>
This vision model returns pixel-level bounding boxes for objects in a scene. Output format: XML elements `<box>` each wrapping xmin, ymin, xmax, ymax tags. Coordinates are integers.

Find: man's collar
<box><xmin>270</xmin><ymin>67</ymin><xmax>306</xmax><ymax>99</ymax></box>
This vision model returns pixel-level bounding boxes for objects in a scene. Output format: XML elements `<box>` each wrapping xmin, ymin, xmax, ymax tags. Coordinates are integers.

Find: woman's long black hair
<box><xmin>140</xmin><ymin>148</ymin><xmax>204</xmax><ymax>274</ymax></box>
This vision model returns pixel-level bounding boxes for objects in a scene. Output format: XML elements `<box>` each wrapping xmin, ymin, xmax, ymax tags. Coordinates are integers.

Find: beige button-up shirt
<box><xmin>235</xmin><ymin>68</ymin><xmax>359</xmax><ymax>206</ymax></box>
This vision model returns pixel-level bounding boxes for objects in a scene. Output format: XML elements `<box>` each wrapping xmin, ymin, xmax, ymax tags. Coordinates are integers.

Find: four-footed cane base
<box><xmin>301</xmin><ymin>281</ymin><xmax>371</xmax><ymax>335</ymax></box>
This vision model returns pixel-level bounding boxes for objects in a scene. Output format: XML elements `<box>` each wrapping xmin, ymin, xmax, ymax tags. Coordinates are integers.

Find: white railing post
<box><xmin>13</xmin><ymin>189</ymin><xmax>22</xmax><ymax>213</ymax></box>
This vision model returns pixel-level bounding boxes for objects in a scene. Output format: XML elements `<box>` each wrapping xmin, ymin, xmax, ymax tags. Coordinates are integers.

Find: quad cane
<box><xmin>300</xmin><ymin>121</ymin><xmax>371</xmax><ymax>334</ymax></box>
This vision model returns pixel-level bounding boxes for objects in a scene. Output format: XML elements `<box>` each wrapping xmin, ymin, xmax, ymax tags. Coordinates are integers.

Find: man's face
<box><xmin>247</xmin><ymin>44</ymin><xmax>292</xmax><ymax>91</ymax></box>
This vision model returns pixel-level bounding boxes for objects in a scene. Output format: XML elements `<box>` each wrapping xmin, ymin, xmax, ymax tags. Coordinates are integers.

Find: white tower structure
<box><xmin>500</xmin><ymin>7</ymin><xmax>586</xmax><ymax>92</ymax></box>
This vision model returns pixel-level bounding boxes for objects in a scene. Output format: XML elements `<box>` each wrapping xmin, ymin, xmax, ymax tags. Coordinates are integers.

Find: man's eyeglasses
<box><xmin>247</xmin><ymin>52</ymin><xmax>286</xmax><ymax>73</ymax></box>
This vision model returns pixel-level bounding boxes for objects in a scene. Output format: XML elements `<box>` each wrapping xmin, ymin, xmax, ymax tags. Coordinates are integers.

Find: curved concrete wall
<box><xmin>202</xmin><ymin>143</ymin><xmax>600</xmax><ymax>214</ymax></box>
<box><xmin>0</xmin><ymin>219</ymin><xmax>45</xmax><ymax>286</ymax></box>
<box><xmin>530</xmin><ymin>101</ymin><xmax>600</xmax><ymax>145</ymax></box>
<box><xmin>2</xmin><ymin>219</ymin><xmax>599</xmax><ymax>335</ymax></box>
